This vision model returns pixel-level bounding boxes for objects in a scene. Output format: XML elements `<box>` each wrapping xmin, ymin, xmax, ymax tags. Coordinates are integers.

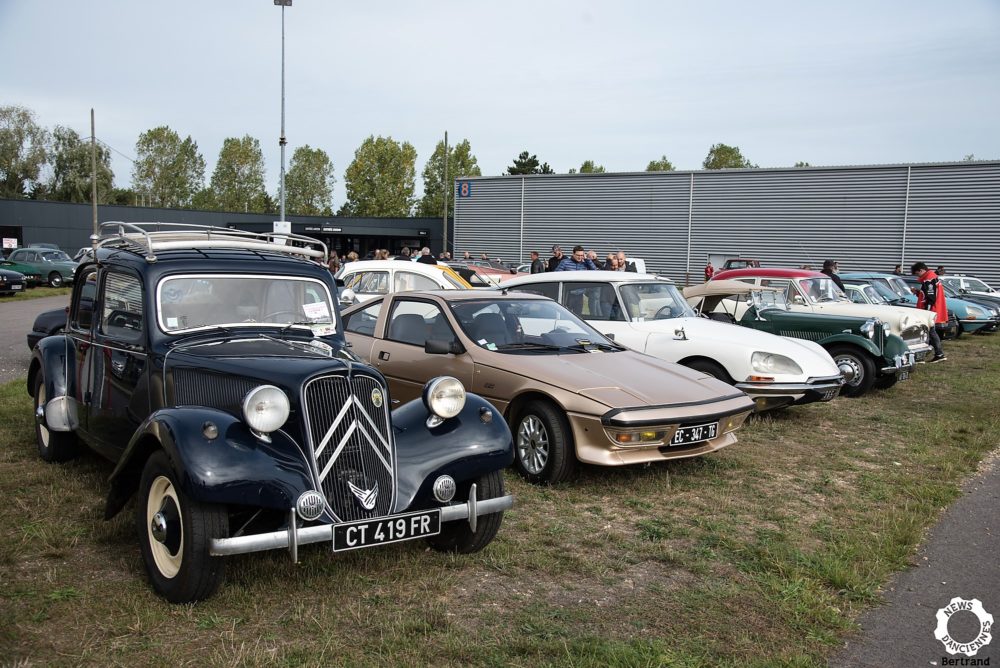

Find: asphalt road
<box><xmin>0</xmin><ymin>294</ymin><xmax>70</xmax><ymax>385</ymax></box>
<box><xmin>830</xmin><ymin>452</ymin><xmax>1000</xmax><ymax>667</ymax></box>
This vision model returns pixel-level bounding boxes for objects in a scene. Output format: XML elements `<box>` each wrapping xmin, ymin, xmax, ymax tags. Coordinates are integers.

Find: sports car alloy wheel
<box><xmin>517</xmin><ymin>415</ymin><xmax>549</xmax><ymax>475</ymax></box>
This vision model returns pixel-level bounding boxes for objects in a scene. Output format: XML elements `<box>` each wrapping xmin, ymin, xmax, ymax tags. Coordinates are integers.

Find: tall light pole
<box><xmin>275</xmin><ymin>0</ymin><xmax>292</xmax><ymax>222</ymax></box>
<box><xmin>442</xmin><ymin>131</ymin><xmax>448</xmax><ymax>256</ymax></box>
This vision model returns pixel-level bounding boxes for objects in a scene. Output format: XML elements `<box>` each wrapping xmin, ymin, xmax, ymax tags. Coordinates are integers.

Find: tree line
<box><xmin>2</xmin><ymin>103</ymin><xmax>788</xmax><ymax>218</ymax></box>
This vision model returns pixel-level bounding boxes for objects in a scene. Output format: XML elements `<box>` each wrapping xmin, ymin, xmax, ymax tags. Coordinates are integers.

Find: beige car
<box><xmin>342</xmin><ymin>291</ymin><xmax>756</xmax><ymax>484</ymax></box>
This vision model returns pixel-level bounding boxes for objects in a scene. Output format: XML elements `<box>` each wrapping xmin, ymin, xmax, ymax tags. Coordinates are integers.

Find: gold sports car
<box><xmin>342</xmin><ymin>291</ymin><xmax>756</xmax><ymax>484</ymax></box>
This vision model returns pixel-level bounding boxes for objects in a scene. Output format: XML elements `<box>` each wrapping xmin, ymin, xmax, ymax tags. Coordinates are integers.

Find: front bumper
<box><xmin>880</xmin><ymin>351</ymin><xmax>916</xmax><ymax>375</ymax></box>
<box><xmin>209</xmin><ymin>485</ymin><xmax>513</xmax><ymax>560</ymax></box>
<box><xmin>736</xmin><ymin>375</ymin><xmax>844</xmax><ymax>411</ymax></box>
<box><xmin>904</xmin><ymin>341</ymin><xmax>933</xmax><ymax>361</ymax></box>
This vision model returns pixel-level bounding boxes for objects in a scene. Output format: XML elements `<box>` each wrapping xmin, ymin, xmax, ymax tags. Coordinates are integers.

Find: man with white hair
<box><xmin>416</xmin><ymin>247</ymin><xmax>438</xmax><ymax>265</ymax></box>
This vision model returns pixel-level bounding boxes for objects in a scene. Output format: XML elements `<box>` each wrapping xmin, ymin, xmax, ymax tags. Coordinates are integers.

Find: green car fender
<box><xmin>881</xmin><ymin>332</ymin><xmax>910</xmax><ymax>359</ymax></box>
<box><xmin>817</xmin><ymin>332</ymin><xmax>882</xmax><ymax>359</ymax></box>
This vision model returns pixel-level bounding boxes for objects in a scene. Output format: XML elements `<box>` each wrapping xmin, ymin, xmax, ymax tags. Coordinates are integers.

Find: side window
<box><xmin>510</xmin><ymin>282</ymin><xmax>559</xmax><ymax>301</ymax></box>
<box><xmin>394</xmin><ymin>271</ymin><xmax>440</xmax><ymax>293</ymax></box>
<box><xmin>561</xmin><ymin>282</ymin><xmax>624</xmax><ymax>321</ymax></box>
<box><xmin>849</xmin><ymin>290</ymin><xmax>865</xmax><ymax>304</ymax></box>
<box><xmin>349</xmin><ymin>271</ymin><xmax>389</xmax><ymax>295</ymax></box>
<box><xmin>344</xmin><ymin>302</ymin><xmax>382</xmax><ymax>337</ymax></box>
<box><xmin>70</xmin><ymin>268</ymin><xmax>99</xmax><ymax>331</ymax></box>
<box><xmin>100</xmin><ymin>272</ymin><xmax>144</xmax><ymax>341</ymax></box>
<box><xmin>386</xmin><ymin>300</ymin><xmax>450</xmax><ymax>348</ymax></box>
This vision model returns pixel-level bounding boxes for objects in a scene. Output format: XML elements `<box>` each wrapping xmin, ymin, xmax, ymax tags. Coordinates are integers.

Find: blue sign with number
<box><xmin>457</xmin><ymin>181</ymin><xmax>471</xmax><ymax>198</ymax></box>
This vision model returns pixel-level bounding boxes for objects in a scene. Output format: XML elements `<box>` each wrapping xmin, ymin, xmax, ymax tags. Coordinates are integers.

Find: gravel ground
<box><xmin>0</xmin><ymin>294</ymin><xmax>71</xmax><ymax>385</ymax></box>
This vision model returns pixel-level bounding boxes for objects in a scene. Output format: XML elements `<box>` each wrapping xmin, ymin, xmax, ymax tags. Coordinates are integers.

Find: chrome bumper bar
<box><xmin>905</xmin><ymin>342</ymin><xmax>933</xmax><ymax>359</ymax></box>
<box><xmin>881</xmin><ymin>352</ymin><xmax>916</xmax><ymax>374</ymax></box>
<box><xmin>209</xmin><ymin>488</ymin><xmax>514</xmax><ymax>559</ymax></box>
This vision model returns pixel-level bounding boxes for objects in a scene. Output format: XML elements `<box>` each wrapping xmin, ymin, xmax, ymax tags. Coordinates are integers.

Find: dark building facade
<box><xmin>0</xmin><ymin>199</ymin><xmax>452</xmax><ymax>259</ymax></box>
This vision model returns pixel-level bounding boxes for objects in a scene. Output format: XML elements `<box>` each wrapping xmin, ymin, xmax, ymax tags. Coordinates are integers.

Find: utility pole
<box><xmin>442</xmin><ymin>131</ymin><xmax>448</xmax><ymax>256</ymax></box>
<box><xmin>275</xmin><ymin>0</ymin><xmax>292</xmax><ymax>222</ymax></box>
<box><xmin>90</xmin><ymin>109</ymin><xmax>98</xmax><ymax>238</ymax></box>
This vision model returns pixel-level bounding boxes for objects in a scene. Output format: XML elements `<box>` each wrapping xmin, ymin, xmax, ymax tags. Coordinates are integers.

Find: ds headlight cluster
<box><xmin>242</xmin><ymin>385</ymin><xmax>290</xmax><ymax>437</ymax></box>
<box><xmin>422</xmin><ymin>376</ymin><xmax>466</xmax><ymax>426</ymax></box>
<box><xmin>751</xmin><ymin>352</ymin><xmax>802</xmax><ymax>375</ymax></box>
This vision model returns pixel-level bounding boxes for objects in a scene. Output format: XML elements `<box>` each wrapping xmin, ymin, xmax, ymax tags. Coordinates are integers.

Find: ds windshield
<box><xmin>860</xmin><ymin>285</ymin><xmax>887</xmax><ymax>304</ymax></box>
<box><xmin>885</xmin><ymin>277</ymin><xmax>914</xmax><ymax>298</ymax></box>
<box><xmin>158</xmin><ymin>274</ymin><xmax>336</xmax><ymax>335</ymax></box>
<box><xmin>798</xmin><ymin>278</ymin><xmax>847</xmax><ymax>303</ymax></box>
<box><xmin>619</xmin><ymin>282</ymin><xmax>695</xmax><ymax>320</ymax></box>
<box><xmin>450</xmin><ymin>299</ymin><xmax>617</xmax><ymax>353</ymax></box>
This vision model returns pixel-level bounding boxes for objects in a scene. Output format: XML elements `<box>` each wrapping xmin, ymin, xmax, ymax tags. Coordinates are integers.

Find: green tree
<box><xmin>285</xmin><ymin>145</ymin><xmax>336</xmax><ymax>216</ymax></box>
<box><xmin>794</xmin><ymin>161</ymin><xmax>811</xmax><ymax>168</ymax></box>
<box><xmin>132</xmin><ymin>125</ymin><xmax>206</xmax><ymax>207</ymax></box>
<box><xmin>342</xmin><ymin>135</ymin><xmax>417</xmax><ymax>217</ymax></box>
<box><xmin>417</xmin><ymin>138</ymin><xmax>481</xmax><ymax>218</ymax></box>
<box><xmin>0</xmin><ymin>105</ymin><xmax>49</xmax><ymax>198</ymax></box>
<box><xmin>578</xmin><ymin>160</ymin><xmax>605</xmax><ymax>174</ymax></box>
<box><xmin>208</xmin><ymin>135</ymin><xmax>267</xmax><ymax>212</ymax></box>
<box><xmin>46</xmin><ymin>126</ymin><xmax>114</xmax><ymax>203</ymax></box>
<box><xmin>646</xmin><ymin>155</ymin><xmax>675</xmax><ymax>171</ymax></box>
<box><xmin>702</xmin><ymin>143</ymin><xmax>755</xmax><ymax>170</ymax></box>
<box><xmin>505</xmin><ymin>150</ymin><xmax>554</xmax><ymax>175</ymax></box>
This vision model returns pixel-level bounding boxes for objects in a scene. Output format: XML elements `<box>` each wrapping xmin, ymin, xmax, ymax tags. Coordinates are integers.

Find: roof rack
<box><xmin>93</xmin><ymin>222</ymin><xmax>327</xmax><ymax>263</ymax></box>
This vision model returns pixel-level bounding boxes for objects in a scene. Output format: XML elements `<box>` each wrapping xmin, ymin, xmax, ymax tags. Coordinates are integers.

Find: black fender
<box><xmin>27</xmin><ymin>334</ymin><xmax>70</xmax><ymax>399</ymax></box>
<box><xmin>391</xmin><ymin>392</ymin><xmax>513</xmax><ymax>514</ymax></box>
<box><xmin>104</xmin><ymin>407</ymin><xmax>314</xmax><ymax>519</ymax></box>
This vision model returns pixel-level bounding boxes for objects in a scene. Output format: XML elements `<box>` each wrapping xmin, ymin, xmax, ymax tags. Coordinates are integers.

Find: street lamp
<box><xmin>275</xmin><ymin>0</ymin><xmax>291</xmax><ymax>223</ymax></box>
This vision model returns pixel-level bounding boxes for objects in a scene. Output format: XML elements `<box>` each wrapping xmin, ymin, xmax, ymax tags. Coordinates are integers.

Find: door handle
<box><xmin>378</xmin><ymin>351</ymin><xmax>390</xmax><ymax>361</ymax></box>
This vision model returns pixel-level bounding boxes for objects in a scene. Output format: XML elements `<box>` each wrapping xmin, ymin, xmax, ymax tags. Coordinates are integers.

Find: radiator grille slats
<box><xmin>304</xmin><ymin>373</ymin><xmax>394</xmax><ymax>522</ymax></box>
<box><xmin>172</xmin><ymin>368</ymin><xmax>258</xmax><ymax>411</ymax></box>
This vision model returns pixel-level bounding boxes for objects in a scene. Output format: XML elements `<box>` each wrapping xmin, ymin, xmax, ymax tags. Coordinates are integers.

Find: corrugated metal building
<box><xmin>453</xmin><ymin>161</ymin><xmax>1000</xmax><ymax>286</ymax></box>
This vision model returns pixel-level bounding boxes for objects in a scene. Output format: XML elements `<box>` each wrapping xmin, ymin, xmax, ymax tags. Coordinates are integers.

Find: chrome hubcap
<box><xmin>150</xmin><ymin>512</ymin><xmax>168</xmax><ymax>543</ymax></box>
<box><xmin>835</xmin><ymin>356</ymin><xmax>863</xmax><ymax>387</ymax></box>
<box><xmin>517</xmin><ymin>415</ymin><xmax>550</xmax><ymax>475</ymax></box>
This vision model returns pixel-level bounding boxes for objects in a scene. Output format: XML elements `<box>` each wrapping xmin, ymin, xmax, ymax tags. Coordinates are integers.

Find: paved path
<box><xmin>0</xmin><ymin>294</ymin><xmax>70</xmax><ymax>385</ymax></box>
<box><xmin>830</xmin><ymin>452</ymin><xmax>1000</xmax><ymax>667</ymax></box>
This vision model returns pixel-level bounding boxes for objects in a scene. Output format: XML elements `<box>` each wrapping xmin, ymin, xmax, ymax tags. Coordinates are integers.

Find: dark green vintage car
<box><xmin>685</xmin><ymin>280</ymin><xmax>916</xmax><ymax>398</ymax></box>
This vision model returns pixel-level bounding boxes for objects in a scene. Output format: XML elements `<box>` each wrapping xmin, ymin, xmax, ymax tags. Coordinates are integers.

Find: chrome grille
<box><xmin>303</xmin><ymin>373</ymin><xmax>394</xmax><ymax>522</ymax></box>
<box><xmin>779</xmin><ymin>330</ymin><xmax>823</xmax><ymax>342</ymax></box>
<box><xmin>172</xmin><ymin>368</ymin><xmax>258</xmax><ymax>411</ymax></box>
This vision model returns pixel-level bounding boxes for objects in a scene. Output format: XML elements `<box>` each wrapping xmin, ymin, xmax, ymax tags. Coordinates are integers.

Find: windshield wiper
<box><xmin>278</xmin><ymin>321</ymin><xmax>320</xmax><ymax>336</ymax></box>
<box><xmin>560</xmin><ymin>339</ymin><xmax>622</xmax><ymax>353</ymax></box>
<box><xmin>496</xmin><ymin>342</ymin><xmax>564</xmax><ymax>352</ymax></box>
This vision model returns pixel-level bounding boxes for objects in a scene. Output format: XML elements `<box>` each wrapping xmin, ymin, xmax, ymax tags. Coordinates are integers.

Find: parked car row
<box><xmin>23</xmin><ymin>223</ymin><xmax>997</xmax><ymax>604</ymax></box>
<box><xmin>0</xmin><ymin>246</ymin><xmax>78</xmax><ymax>290</ymax></box>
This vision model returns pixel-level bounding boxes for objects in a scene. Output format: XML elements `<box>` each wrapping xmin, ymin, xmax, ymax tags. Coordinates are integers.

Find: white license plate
<box><xmin>332</xmin><ymin>509</ymin><xmax>441</xmax><ymax>552</ymax></box>
<box><xmin>670</xmin><ymin>422</ymin><xmax>718</xmax><ymax>446</ymax></box>
<box><xmin>11</xmin><ymin>284</ymin><xmax>23</xmax><ymax>290</ymax></box>
<box><xmin>898</xmin><ymin>371</ymin><xmax>910</xmax><ymax>382</ymax></box>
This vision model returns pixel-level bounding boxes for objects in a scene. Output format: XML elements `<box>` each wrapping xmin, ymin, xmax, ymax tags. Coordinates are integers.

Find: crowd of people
<box><xmin>530</xmin><ymin>245</ymin><xmax>639</xmax><ymax>273</ymax></box>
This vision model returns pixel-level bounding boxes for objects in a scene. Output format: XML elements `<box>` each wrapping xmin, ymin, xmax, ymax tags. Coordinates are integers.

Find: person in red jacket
<box><xmin>910</xmin><ymin>262</ymin><xmax>947</xmax><ymax>363</ymax></box>
<box><xmin>704</xmin><ymin>260</ymin><xmax>715</xmax><ymax>281</ymax></box>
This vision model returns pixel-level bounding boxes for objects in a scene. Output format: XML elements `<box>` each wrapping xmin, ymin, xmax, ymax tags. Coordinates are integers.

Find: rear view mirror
<box><xmin>339</xmin><ymin>288</ymin><xmax>357</xmax><ymax>306</ymax></box>
<box><xmin>335</xmin><ymin>277</ymin><xmax>345</xmax><ymax>287</ymax></box>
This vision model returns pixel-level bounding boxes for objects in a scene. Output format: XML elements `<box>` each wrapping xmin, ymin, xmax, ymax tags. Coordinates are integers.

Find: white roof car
<box><xmin>940</xmin><ymin>274</ymin><xmax>997</xmax><ymax>299</ymax></box>
<box><xmin>503</xmin><ymin>271</ymin><xmax>845</xmax><ymax>411</ymax></box>
<box><xmin>335</xmin><ymin>260</ymin><xmax>471</xmax><ymax>305</ymax></box>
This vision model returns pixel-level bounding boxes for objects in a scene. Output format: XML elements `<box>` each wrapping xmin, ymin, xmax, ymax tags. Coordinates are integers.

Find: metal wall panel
<box><xmin>453</xmin><ymin>162</ymin><xmax>1000</xmax><ymax>286</ymax></box>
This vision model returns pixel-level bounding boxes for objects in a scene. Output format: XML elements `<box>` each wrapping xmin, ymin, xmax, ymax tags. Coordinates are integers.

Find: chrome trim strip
<box><xmin>208</xmin><ymin>495</ymin><xmax>514</xmax><ymax>557</ymax></box>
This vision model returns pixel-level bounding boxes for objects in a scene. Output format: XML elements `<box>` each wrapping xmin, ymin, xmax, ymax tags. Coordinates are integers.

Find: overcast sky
<box><xmin>3</xmin><ymin>0</ymin><xmax>999</xmax><ymax>206</ymax></box>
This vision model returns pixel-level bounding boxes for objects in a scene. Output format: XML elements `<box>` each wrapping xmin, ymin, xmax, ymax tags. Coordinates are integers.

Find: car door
<box><xmin>66</xmin><ymin>266</ymin><xmax>99</xmax><ymax>436</ymax></box>
<box><xmin>370</xmin><ymin>297</ymin><xmax>473</xmax><ymax>404</ymax></box>
<box><xmin>342</xmin><ymin>299</ymin><xmax>384</xmax><ymax>362</ymax></box>
<box><xmin>87</xmin><ymin>269</ymin><xmax>149</xmax><ymax>458</ymax></box>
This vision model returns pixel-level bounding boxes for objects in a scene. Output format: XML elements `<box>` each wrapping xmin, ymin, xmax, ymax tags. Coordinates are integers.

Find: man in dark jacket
<box><xmin>529</xmin><ymin>251</ymin><xmax>545</xmax><ymax>274</ymax></box>
<box><xmin>416</xmin><ymin>248</ymin><xmax>437</xmax><ymax>265</ymax></box>
<box><xmin>555</xmin><ymin>246</ymin><xmax>599</xmax><ymax>271</ymax></box>
<box><xmin>911</xmin><ymin>262</ymin><xmax>947</xmax><ymax>362</ymax></box>
<box><xmin>821</xmin><ymin>259</ymin><xmax>845</xmax><ymax>291</ymax></box>
<box><xmin>547</xmin><ymin>245</ymin><xmax>565</xmax><ymax>272</ymax></box>
<box><xmin>393</xmin><ymin>247</ymin><xmax>412</xmax><ymax>261</ymax></box>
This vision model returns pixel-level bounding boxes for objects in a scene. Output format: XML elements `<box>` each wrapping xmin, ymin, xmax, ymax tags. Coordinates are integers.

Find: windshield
<box><xmin>450</xmin><ymin>299</ymin><xmax>617</xmax><ymax>353</ymax></box>
<box><xmin>752</xmin><ymin>289</ymin><xmax>789</xmax><ymax>310</ymax></box>
<box><xmin>859</xmin><ymin>284</ymin><xmax>887</xmax><ymax>304</ymax></box>
<box><xmin>885</xmin><ymin>277</ymin><xmax>913</xmax><ymax>298</ymax></box>
<box><xmin>619</xmin><ymin>282</ymin><xmax>695</xmax><ymax>320</ymax></box>
<box><xmin>966</xmin><ymin>278</ymin><xmax>993</xmax><ymax>292</ymax></box>
<box><xmin>158</xmin><ymin>274</ymin><xmax>336</xmax><ymax>335</ymax></box>
<box><xmin>798</xmin><ymin>278</ymin><xmax>847</xmax><ymax>303</ymax></box>
<box><xmin>40</xmin><ymin>250</ymin><xmax>72</xmax><ymax>262</ymax></box>
<box><xmin>868</xmin><ymin>279</ymin><xmax>904</xmax><ymax>301</ymax></box>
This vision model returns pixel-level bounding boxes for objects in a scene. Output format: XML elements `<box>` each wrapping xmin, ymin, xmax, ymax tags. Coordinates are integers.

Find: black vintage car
<box><xmin>0</xmin><ymin>267</ymin><xmax>27</xmax><ymax>296</ymax></box>
<box><xmin>28</xmin><ymin>223</ymin><xmax>514</xmax><ymax>603</ymax></box>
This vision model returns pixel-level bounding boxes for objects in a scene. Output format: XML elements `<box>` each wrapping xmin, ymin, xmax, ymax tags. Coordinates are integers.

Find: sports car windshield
<box><xmin>450</xmin><ymin>299</ymin><xmax>618</xmax><ymax>353</ymax></box>
<box><xmin>752</xmin><ymin>289</ymin><xmax>790</xmax><ymax>310</ymax></box>
<box><xmin>619</xmin><ymin>282</ymin><xmax>695</xmax><ymax>320</ymax></box>
<box><xmin>885</xmin><ymin>277</ymin><xmax>914</xmax><ymax>298</ymax></box>
<box><xmin>798</xmin><ymin>278</ymin><xmax>847</xmax><ymax>303</ymax></box>
<box><xmin>857</xmin><ymin>284</ymin><xmax>887</xmax><ymax>304</ymax></box>
<box><xmin>158</xmin><ymin>274</ymin><xmax>336</xmax><ymax>335</ymax></box>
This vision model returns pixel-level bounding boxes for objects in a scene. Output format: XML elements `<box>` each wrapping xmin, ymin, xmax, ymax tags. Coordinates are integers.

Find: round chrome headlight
<box><xmin>422</xmin><ymin>376</ymin><xmax>466</xmax><ymax>419</ymax></box>
<box><xmin>751</xmin><ymin>352</ymin><xmax>803</xmax><ymax>375</ymax></box>
<box><xmin>242</xmin><ymin>385</ymin><xmax>290</xmax><ymax>434</ymax></box>
<box><xmin>860</xmin><ymin>318</ymin><xmax>878</xmax><ymax>339</ymax></box>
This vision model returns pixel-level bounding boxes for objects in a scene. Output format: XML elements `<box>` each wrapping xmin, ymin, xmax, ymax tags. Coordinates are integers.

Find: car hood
<box><xmin>802</xmin><ymin>301</ymin><xmax>934</xmax><ymax>332</ymax></box>
<box><xmin>484</xmin><ymin>348</ymin><xmax>744</xmax><ymax>409</ymax></box>
<box><xmin>628</xmin><ymin>317</ymin><xmax>839</xmax><ymax>377</ymax></box>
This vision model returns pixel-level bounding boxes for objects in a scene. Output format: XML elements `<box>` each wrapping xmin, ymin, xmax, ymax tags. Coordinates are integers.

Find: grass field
<box><xmin>0</xmin><ymin>286</ymin><xmax>71</xmax><ymax>303</ymax></box>
<box><xmin>1</xmin><ymin>334</ymin><xmax>998</xmax><ymax>666</ymax></box>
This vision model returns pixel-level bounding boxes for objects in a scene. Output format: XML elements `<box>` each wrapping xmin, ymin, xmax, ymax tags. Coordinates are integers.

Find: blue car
<box><xmin>843</xmin><ymin>272</ymin><xmax>998</xmax><ymax>335</ymax></box>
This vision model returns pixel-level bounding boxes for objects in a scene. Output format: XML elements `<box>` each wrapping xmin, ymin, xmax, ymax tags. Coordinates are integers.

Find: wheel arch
<box><xmin>676</xmin><ymin>355</ymin><xmax>736</xmax><ymax>384</ymax></box>
<box><xmin>504</xmin><ymin>390</ymin><xmax>565</xmax><ymax>424</ymax></box>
